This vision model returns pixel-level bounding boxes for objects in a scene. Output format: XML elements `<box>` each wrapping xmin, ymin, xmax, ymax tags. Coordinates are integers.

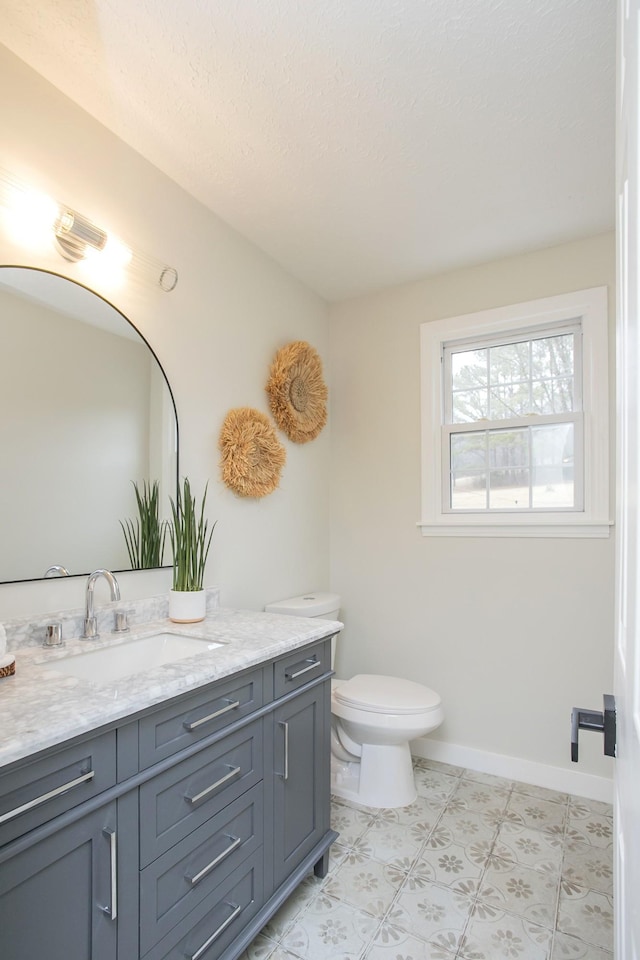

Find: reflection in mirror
<box><xmin>0</xmin><ymin>267</ymin><xmax>178</xmax><ymax>583</ymax></box>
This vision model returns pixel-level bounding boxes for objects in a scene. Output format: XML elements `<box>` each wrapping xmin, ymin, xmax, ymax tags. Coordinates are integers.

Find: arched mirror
<box><xmin>0</xmin><ymin>267</ymin><xmax>178</xmax><ymax>583</ymax></box>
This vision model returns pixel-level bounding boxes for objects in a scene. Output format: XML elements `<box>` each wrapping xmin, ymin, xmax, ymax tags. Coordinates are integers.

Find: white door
<box><xmin>615</xmin><ymin>1</ymin><xmax>640</xmax><ymax>956</ymax></box>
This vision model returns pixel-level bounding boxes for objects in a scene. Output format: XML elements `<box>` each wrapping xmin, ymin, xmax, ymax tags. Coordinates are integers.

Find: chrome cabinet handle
<box><xmin>101</xmin><ymin>828</ymin><xmax>117</xmax><ymax>920</ymax></box>
<box><xmin>285</xmin><ymin>658</ymin><xmax>321</xmax><ymax>681</ymax></box>
<box><xmin>279</xmin><ymin>721</ymin><xmax>289</xmax><ymax>781</ymax></box>
<box><xmin>184</xmin><ymin>699</ymin><xmax>241</xmax><ymax>731</ymax></box>
<box><xmin>0</xmin><ymin>770</ymin><xmax>95</xmax><ymax>825</ymax></box>
<box><xmin>187</xmin><ymin>835</ymin><xmax>242</xmax><ymax>886</ymax></box>
<box><xmin>186</xmin><ymin>765</ymin><xmax>241</xmax><ymax>805</ymax></box>
<box><xmin>190</xmin><ymin>902</ymin><xmax>242</xmax><ymax>960</ymax></box>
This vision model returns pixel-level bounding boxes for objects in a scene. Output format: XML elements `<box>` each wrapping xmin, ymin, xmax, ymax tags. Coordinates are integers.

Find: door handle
<box><xmin>571</xmin><ymin>694</ymin><xmax>616</xmax><ymax>762</ymax></box>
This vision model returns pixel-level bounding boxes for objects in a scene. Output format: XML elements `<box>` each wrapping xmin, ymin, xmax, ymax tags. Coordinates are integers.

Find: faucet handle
<box><xmin>113</xmin><ymin>610</ymin><xmax>129</xmax><ymax>634</ymax></box>
<box><xmin>43</xmin><ymin>622</ymin><xmax>63</xmax><ymax>647</ymax></box>
<box><xmin>82</xmin><ymin>616</ymin><xmax>98</xmax><ymax>640</ymax></box>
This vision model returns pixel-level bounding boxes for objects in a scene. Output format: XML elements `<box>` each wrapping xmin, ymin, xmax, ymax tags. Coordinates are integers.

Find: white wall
<box><xmin>0</xmin><ymin>48</ymin><xmax>330</xmax><ymax>619</ymax></box>
<box><xmin>329</xmin><ymin>234</ymin><xmax>616</xmax><ymax>794</ymax></box>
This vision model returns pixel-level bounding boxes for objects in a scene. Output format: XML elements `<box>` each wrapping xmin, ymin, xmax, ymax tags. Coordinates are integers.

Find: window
<box><xmin>419</xmin><ymin>287</ymin><xmax>610</xmax><ymax>537</ymax></box>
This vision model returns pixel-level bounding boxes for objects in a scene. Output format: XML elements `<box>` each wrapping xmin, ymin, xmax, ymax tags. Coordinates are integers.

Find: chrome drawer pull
<box><xmin>101</xmin><ymin>828</ymin><xmax>117</xmax><ymax>920</ymax></box>
<box><xmin>184</xmin><ymin>699</ymin><xmax>241</xmax><ymax>732</ymax></box>
<box><xmin>285</xmin><ymin>658</ymin><xmax>321</xmax><ymax>681</ymax></box>
<box><xmin>187</xmin><ymin>765</ymin><xmax>242</xmax><ymax>805</ymax></box>
<box><xmin>0</xmin><ymin>770</ymin><xmax>95</xmax><ymax>825</ymax></box>
<box><xmin>279</xmin><ymin>721</ymin><xmax>289</xmax><ymax>781</ymax></box>
<box><xmin>190</xmin><ymin>902</ymin><xmax>242</xmax><ymax>960</ymax></box>
<box><xmin>187</xmin><ymin>835</ymin><xmax>242</xmax><ymax>886</ymax></box>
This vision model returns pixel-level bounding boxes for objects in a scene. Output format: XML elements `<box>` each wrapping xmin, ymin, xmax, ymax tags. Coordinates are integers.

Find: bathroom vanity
<box><xmin>0</xmin><ymin>603</ymin><xmax>339</xmax><ymax>960</ymax></box>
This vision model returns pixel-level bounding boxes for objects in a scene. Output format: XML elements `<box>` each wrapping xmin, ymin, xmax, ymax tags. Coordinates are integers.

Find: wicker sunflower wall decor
<box><xmin>266</xmin><ymin>340</ymin><xmax>328</xmax><ymax>443</ymax></box>
<box><xmin>219</xmin><ymin>407</ymin><xmax>286</xmax><ymax>498</ymax></box>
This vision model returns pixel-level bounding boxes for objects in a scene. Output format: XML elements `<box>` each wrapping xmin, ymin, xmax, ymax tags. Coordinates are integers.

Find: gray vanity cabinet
<box><xmin>0</xmin><ymin>635</ymin><xmax>337</xmax><ymax>960</ymax></box>
<box><xmin>271</xmin><ymin>682</ymin><xmax>329</xmax><ymax>890</ymax></box>
<box><xmin>0</xmin><ymin>800</ymin><xmax>119</xmax><ymax>960</ymax></box>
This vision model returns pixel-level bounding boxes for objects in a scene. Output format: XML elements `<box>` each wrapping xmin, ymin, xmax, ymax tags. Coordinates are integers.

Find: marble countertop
<box><xmin>0</xmin><ymin>607</ymin><xmax>342</xmax><ymax>770</ymax></box>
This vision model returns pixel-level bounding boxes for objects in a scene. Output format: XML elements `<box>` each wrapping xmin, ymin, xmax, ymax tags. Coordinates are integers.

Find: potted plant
<box><xmin>120</xmin><ymin>480</ymin><xmax>167</xmax><ymax>569</ymax></box>
<box><xmin>167</xmin><ymin>478</ymin><xmax>216</xmax><ymax>622</ymax></box>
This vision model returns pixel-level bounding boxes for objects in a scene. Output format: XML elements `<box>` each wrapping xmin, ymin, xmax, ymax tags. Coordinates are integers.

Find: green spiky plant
<box><xmin>120</xmin><ymin>480</ymin><xmax>167</xmax><ymax>569</ymax></box>
<box><xmin>168</xmin><ymin>478</ymin><xmax>215</xmax><ymax>591</ymax></box>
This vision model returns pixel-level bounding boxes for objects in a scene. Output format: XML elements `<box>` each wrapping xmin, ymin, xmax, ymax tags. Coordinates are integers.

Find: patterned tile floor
<box><xmin>241</xmin><ymin>758</ymin><xmax>614</xmax><ymax>960</ymax></box>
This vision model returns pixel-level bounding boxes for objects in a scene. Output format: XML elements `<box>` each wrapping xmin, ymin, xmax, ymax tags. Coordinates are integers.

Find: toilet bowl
<box><xmin>265</xmin><ymin>593</ymin><xmax>444</xmax><ymax>809</ymax></box>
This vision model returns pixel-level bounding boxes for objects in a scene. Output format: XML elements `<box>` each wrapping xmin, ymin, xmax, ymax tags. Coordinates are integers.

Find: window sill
<box><xmin>417</xmin><ymin>520</ymin><xmax>613</xmax><ymax>539</ymax></box>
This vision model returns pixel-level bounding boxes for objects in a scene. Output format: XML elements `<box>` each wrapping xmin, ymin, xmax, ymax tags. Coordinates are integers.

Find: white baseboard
<box><xmin>411</xmin><ymin>737</ymin><xmax>613</xmax><ymax>804</ymax></box>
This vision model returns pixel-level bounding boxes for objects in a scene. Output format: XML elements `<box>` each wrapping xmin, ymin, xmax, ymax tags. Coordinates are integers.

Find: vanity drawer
<box><xmin>139</xmin><ymin>668</ymin><xmax>264</xmax><ymax>769</ymax></box>
<box><xmin>140</xmin><ymin>783</ymin><xmax>262</xmax><ymax>954</ymax></box>
<box><xmin>273</xmin><ymin>639</ymin><xmax>331</xmax><ymax>699</ymax></box>
<box><xmin>0</xmin><ymin>731</ymin><xmax>116</xmax><ymax>846</ymax></box>
<box><xmin>143</xmin><ymin>849</ymin><xmax>263</xmax><ymax>960</ymax></box>
<box><xmin>140</xmin><ymin>718</ymin><xmax>263</xmax><ymax>866</ymax></box>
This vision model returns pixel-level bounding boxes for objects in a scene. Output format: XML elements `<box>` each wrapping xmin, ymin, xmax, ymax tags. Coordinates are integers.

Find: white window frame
<box><xmin>419</xmin><ymin>287</ymin><xmax>611</xmax><ymax>538</ymax></box>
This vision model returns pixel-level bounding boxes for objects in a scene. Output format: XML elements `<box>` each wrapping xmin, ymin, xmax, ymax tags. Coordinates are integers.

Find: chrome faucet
<box><xmin>82</xmin><ymin>569</ymin><xmax>128</xmax><ymax>639</ymax></box>
<box><xmin>44</xmin><ymin>565</ymin><xmax>70</xmax><ymax>577</ymax></box>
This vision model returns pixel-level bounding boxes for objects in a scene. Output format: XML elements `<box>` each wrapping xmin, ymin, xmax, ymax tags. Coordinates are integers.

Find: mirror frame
<box><xmin>1</xmin><ymin>264</ymin><xmax>180</xmax><ymax>584</ymax></box>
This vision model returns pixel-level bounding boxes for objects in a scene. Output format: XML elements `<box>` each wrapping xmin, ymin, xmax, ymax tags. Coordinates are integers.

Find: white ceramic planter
<box><xmin>169</xmin><ymin>589</ymin><xmax>207</xmax><ymax>623</ymax></box>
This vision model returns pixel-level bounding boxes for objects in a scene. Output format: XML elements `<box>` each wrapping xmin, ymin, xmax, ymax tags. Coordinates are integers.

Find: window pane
<box><xmin>488</xmin><ymin>429</ymin><xmax>529</xmax><ymax>469</ymax></box>
<box><xmin>452</xmin><ymin>388</ymin><xmax>488</xmax><ymax>422</ymax></box>
<box><xmin>489</xmin><ymin>382</ymin><xmax>531</xmax><ymax>419</ymax></box>
<box><xmin>531</xmin><ymin>423</ymin><xmax>575</xmax><ymax>508</ymax></box>
<box><xmin>451</xmin><ymin>348</ymin><xmax>488</xmax><ymax>422</ymax></box>
<box><xmin>451</xmin><ymin>348</ymin><xmax>487</xmax><ymax>388</ymax></box>
<box><xmin>488</xmin><ymin>469</ymin><xmax>531</xmax><ymax>509</ymax></box>
<box><xmin>529</xmin><ymin>376</ymin><xmax>574</xmax><ymax>416</ymax></box>
<box><xmin>489</xmin><ymin>341</ymin><xmax>530</xmax><ymax>385</ymax></box>
<box><xmin>531</xmin><ymin>333</ymin><xmax>574</xmax><ymax>380</ymax></box>
<box><xmin>450</xmin><ymin>433</ymin><xmax>487</xmax><ymax>509</ymax></box>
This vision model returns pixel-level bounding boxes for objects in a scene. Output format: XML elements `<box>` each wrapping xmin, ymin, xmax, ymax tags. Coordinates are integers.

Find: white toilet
<box><xmin>265</xmin><ymin>593</ymin><xmax>444</xmax><ymax>809</ymax></box>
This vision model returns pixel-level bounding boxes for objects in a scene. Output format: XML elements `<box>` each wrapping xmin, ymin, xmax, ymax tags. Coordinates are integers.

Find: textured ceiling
<box><xmin>0</xmin><ymin>1</ymin><xmax>616</xmax><ymax>301</ymax></box>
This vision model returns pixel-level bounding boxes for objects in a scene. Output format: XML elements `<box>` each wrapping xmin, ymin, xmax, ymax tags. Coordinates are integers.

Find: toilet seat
<box><xmin>333</xmin><ymin>674</ymin><xmax>441</xmax><ymax>716</ymax></box>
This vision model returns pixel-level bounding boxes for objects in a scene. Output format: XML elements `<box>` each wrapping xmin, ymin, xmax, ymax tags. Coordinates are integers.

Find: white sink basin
<box><xmin>40</xmin><ymin>632</ymin><xmax>224</xmax><ymax>684</ymax></box>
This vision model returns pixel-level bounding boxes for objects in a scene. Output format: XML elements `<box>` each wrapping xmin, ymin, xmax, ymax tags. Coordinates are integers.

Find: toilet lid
<box><xmin>334</xmin><ymin>674</ymin><xmax>441</xmax><ymax>715</ymax></box>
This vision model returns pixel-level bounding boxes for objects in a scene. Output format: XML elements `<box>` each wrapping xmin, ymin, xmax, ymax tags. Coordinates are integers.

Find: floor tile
<box><xmin>493</xmin><ymin>821</ymin><xmax>564</xmax><ymax>874</ymax></box>
<box><xmin>280</xmin><ymin>891</ymin><xmax>379</xmax><ymax>960</ymax></box>
<box><xmin>512</xmin><ymin>782</ymin><xmax>569</xmax><ymax>806</ymax></box>
<box><xmin>567</xmin><ymin>798</ymin><xmax>613</xmax><ymax>821</ymax></box>
<box><xmin>360</xmin><ymin>816</ymin><xmax>428</xmax><ymax>868</ymax></box>
<box><xmin>551</xmin><ymin>930</ymin><xmax>614</xmax><ymax>959</ymax></box>
<box><xmin>248</xmin><ymin>759</ymin><xmax>615</xmax><ymax>960</ymax></box>
<box><xmin>323</xmin><ymin>855</ymin><xmax>407</xmax><ymax>917</ymax></box>
<box><xmin>390</xmin><ymin>877</ymin><xmax>474</xmax><ymax>951</ymax></box>
<box><xmin>375</xmin><ymin>795</ymin><xmax>446</xmax><ymax>828</ymax></box>
<box><xmin>414</xmin><ymin>767</ymin><xmax>460</xmax><ymax>803</ymax></box>
<box><xmin>414</xmin><ymin>757</ymin><xmax>466</xmax><ymax>780</ymax></box>
<box><xmin>562</xmin><ymin>840</ymin><xmax>614</xmax><ymax>896</ymax></box>
<box><xmin>460</xmin><ymin>904</ymin><xmax>552</xmax><ymax>959</ymax></box>
<box><xmin>566</xmin><ymin>815</ymin><xmax>614</xmax><ymax>850</ymax></box>
<box><xmin>435</xmin><ymin>807</ymin><xmax>499</xmax><ymax>846</ymax></box>
<box><xmin>364</xmin><ymin>920</ymin><xmax>458</xmax><ymax>959</ymax></box>
<box><xmin>412</xmin><ymin>835</ymin><xmax>492</xmax><ymax>891</ymax></box>
<box><xmin>330</xmin><ymin>801</ymin><xmax>377</xmax><ymax>846</ymax></box>
<box><xmin>505</xmin><ymin>792</ymin><xmax>567</xmax><ymax>832</ymax></box>
<box><xmin>461</xmin><ymin>769</ymin><xmax>514</xmax><ymax>789</ymax></box>
<box><xmin>557</xmin><ymin>885</ymin><xmax>614</xmax><ymax>952</ymax></box>
<box><xmin>477</xmin><ymin>857</ymin><xmax>560</xmax><ymax>928</ymax></box>
<box><xmin>450</xmin><ymin>777</ymin><xmax>511</xmax><ymax>815</ymax></box>
<box><xmin>261</xmin><ymin>876</ymin><xmax>321</xmax><ymax>940</ymax></box>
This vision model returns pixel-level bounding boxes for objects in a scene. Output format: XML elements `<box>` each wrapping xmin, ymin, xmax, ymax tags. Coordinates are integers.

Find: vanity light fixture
<box><xmin>0</xmin><ymin>167</ymin><xmax>178</xmax><ymax>292</ymax></box>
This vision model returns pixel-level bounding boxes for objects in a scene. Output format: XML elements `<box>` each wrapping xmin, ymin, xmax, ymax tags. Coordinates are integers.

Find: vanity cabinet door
<box><xmin>271</xmin><ymin>681</ymin><xmax>330</xmax><ymax>889</ymax></box>
<box><xmin>0</xmin><ymin>800</ymin><xmax>118</xmax><ymax>960</ymax></box>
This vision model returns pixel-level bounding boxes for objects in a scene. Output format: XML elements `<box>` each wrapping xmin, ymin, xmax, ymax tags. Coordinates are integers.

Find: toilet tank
<box><xmin>265</xmin><ymin>593</ymin><xmax>341</xmax><ymax>620</ymax></box>
<box><xmin>265</xmin><ymin>593</ymin><xmax>341</xmax><ymax>668</ymax></box>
